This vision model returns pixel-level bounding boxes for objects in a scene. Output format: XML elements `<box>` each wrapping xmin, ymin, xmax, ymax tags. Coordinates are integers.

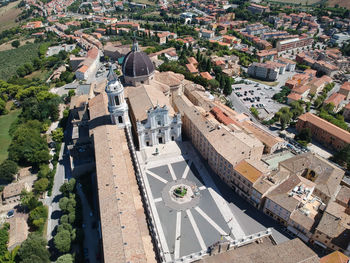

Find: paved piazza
<box><xmin>137</xmin><ymin>142</ymin><xmax>246</xmax><ymax>262</ymax></box>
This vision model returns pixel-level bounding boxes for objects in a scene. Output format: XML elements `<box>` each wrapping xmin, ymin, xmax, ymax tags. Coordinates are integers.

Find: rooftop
<box><xmin>89</xmin><ymin>93</ymin><xmax>155</xmax><ymax>263</ymax></box>
<box><xmin>234</xmin><ymin>159</ymin><xmax>264</xmax><ymax>184</ymax></box>
<box><xmin>298</xmin><ymin>112</ymin><xmax>350</xmax><ymax>145</ymax></box>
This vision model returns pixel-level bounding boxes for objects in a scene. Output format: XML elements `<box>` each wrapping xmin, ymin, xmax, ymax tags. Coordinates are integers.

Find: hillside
<box><xmin>0</xmin><ymin>42</ymin><xmax>41</xmax><ymax>81</ymax></box>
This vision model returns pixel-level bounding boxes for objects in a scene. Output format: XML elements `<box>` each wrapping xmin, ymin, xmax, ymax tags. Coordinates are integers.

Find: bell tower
<box><xmin>105</xmin><ymin>66</ymin><xmax>130</xmax><ymax>128</ymax></box>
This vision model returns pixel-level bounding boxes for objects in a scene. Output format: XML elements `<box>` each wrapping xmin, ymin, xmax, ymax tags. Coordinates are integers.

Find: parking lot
<box><xmin>232</xmin><ymin>83</ymin><xmax>285</xmax><ymax>119</ymax></box>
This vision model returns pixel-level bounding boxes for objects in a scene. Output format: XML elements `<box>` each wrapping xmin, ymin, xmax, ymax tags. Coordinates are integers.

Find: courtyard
<box><xmin>137</xmin><ymin>142</ymin><xmax>245</xmax><ymax>262</ymax></box>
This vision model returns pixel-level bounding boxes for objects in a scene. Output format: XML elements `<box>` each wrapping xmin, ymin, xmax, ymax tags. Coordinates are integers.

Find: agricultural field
<box><xmin>0</xmin><ymin>109</ymin><xmax>20</xmax><ymax>163</ymax></box>
<box><xmin>326</xmin><ymin>0</ymin><xmax>350</xmax><ymax>9</ymax></box>
<box><xmin>267</xmin><ymin>0</ymin><xmax>322</xmax><ymax>5</ymax></box>
<box><xmin>0</xmin><ymin>42</ymin><xmax>41</xmax><ymax>81</ymax></box>
<box><xmin>0</xmin><ymin>0</ymin><xmax>22</xmax><ymax>32</ymax></box>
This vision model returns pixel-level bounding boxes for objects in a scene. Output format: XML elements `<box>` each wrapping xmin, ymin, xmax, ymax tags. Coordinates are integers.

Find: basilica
<box><xmin>105</xmin><ymin>39</ymin><xmax>183</xmax><ymax>149</ymax></box>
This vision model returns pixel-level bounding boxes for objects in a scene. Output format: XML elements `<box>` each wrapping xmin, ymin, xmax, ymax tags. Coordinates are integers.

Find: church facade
<box><xmin>136</xmin><ymin>105</ymin><xmax>182</xmax><ymax>149</ymax></box>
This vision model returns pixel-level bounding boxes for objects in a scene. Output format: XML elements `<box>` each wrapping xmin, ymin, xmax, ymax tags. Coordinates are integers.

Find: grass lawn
<box><xmin>0</xmin><ymin>109</ymin><xmax>20</xmax><ymax>163</ymax></box>
<box><xmin>0</xmin><ymin>42</ymin><xmax>42</xmax><ymax>81</ymax></box>
<box><xmin>24</xmin><ymin>69</ymin><xmax>50</xmax><ymax>81</ymax></box>
<box><xmin>247</xmin><ymin>78</ymin><xmax>279</xmax><ymax>87</ymax></box>
<box><xmin>0</xmin><ymin>0</ymin><xmax>22</xmax><ymax>33</ymax></box>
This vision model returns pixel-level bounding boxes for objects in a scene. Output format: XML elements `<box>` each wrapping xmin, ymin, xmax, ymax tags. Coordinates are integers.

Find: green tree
<box><xmin>16</xmin><ymin>233</ymin><xmax>50</xmax><ymax>263</ymax></box>
<box><xmin>0</xmin><ymin>160</ymin><xmax>18</xmax><ymax>183</ymax></box>
<box><xmin>51</xmin><ymin>128</ymin><xmax>64</xmax><ymax>143</ymax></box>
<box><xmin>28</xmin><ymin>205</ymin><xmax>48</xmax><ymax>231</ymax></box>
<box><xmin>56</xmin><ymin>254</ymin><xmax>73</xmax><ymax>263</ymax></box>
<box><xmin>59</xmin><ymin>178</ymin><xmax>76</xmax><ymax>196</ymax></box>
<box><xmin>250</xmin><ymin>107</ymin><xmax>259</xmax><ymax>119</ymax></box>
<box><xmin>54</xmin><ymin>230</ymin><xmax>71</xmax><ymax>253</ymax></box>
<box><xmin>0</xmin><ymin>98</ymin><xmax>7</xmax><ymax>115</ymax></box>
<box><xmin>223</xmin><ymin>77</ymin><xmax>232</xmax><ymax>95</ymax></box>
<box><xmin>20</xmin><ymin>190</ymin><xmax>40</xmax><ymax>210</ymax></box>
<box><xmin>0</xmin><ymin>223</ymin><xmax>9</xmax><ymax>256</ymax></box>
<box><xmin>295</xmin><ymin>128</ymin><xmax>312</xmax><ymax>146</ymax></box>
<box><xmin>11</xmin><ymin>40</ymin><xmax>20</xmax><ymax>48</ymax></box>
<box><xmin>33</xmin><ymin>178</ymin><xmax>49</xmax><ymax>194</ymax></box>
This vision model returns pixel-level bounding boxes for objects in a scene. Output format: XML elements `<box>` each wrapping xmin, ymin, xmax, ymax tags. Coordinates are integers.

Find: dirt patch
<box><xmin>0</xmin><ymin>38</ymin><xmax>35</xmax><ymax>52</ymax></box>
<box><xmin>0</xmin><ymin>0</ymin><xmax>22</xmax><ymax>32</ymax></box>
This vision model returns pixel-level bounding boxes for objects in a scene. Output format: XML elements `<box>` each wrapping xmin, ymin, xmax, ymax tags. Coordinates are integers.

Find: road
<box><xmin>45</xmin><ymin>142</ymin><xmax>71</xmax><ymax>241</ymax></box>
<box><xmin>76</xmin><ymin>183</ymin><xmax>99</xmax><ymax>263</ymax></box>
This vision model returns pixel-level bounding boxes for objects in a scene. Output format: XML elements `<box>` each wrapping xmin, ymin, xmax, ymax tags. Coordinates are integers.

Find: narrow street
<box><xmin>76</xmin><ymin>183</ymin><xmax>99</xmax><ymax>263</ymax></box>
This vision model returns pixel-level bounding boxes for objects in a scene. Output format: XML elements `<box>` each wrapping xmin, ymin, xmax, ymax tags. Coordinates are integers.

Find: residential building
<box><xmin>247</xmin><ymin>3</ymin><xmax>270</xmax><ymax>15</ymax></box>
<box><xmin>296</xmin><ymin>112</ymin><xmax>350</xmax><ymax>151</ymax></box>
<box><xmin>71</xmin><ymin>47</ymin><xmax>100</xmax><ymax>80</ymax></box>
<box><xmin>339</xmin><ymin>82</ymin><xmax>350</xmax><ymax>100</ymax></box>
<box><xmin>312</xmin><ymin>199</ymin><xmax>350</xmax><ymax>255</ymax></box>
<box><xmin>330</xmin><ymin>33</ymin><xmax>350</xmax><ymax>46</ymax></box>
<box><xmin>200</xmin><ymin>29</ymin><xmax>215</xmax><ymax>39</ymax></box>
<box><xmin>324</xmin><ymin>93</ymin><xmax>346</xmax><ymax>112</ymax></box>
<box><xmin>276</xmin><ymin>37</ymin><xmax>313</xmax><ymax>53</ymax></box>
<box><xmin>103</xmin><ymin>43</ymin><xmax>131</xmax><ymax>61</ymax></box>
<box><xmin>2</xmin><ymin>182</ymin><xmax>30</xmax><ymax>204</ymax></box>
<box><xmin>287</xmin><ymin>93</ymin><xmax>302</xmax><ymax>104</ymax></box>
<box><xmin>185</xmin><ymin>63</ymin><xmax>198</xmax><ymax>74</ymax></box>
<box><xmin>256</xmin><ymin>49</ymin><xmax>277</xmax><ymax>62</ymax></box>
<box><xmin>343</xmin><ymin>103</ymin><xmax>350</xmax><ymax>121</ymax></box>
<box><xmin>248</xmin><ymin>62</ymin><xmax>279</xmax><ymax>81</ymax></box>
<box><xmin>164</xmin><ymin>50</ymin><xmax>178</xmax><ymax>61</ymax></box>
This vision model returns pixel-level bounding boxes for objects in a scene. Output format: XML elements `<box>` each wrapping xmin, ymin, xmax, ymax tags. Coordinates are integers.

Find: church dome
<box><xmin>122</xmin><ymin>40</ymin><xmax>155</xmax><ymax>78</ymax></box>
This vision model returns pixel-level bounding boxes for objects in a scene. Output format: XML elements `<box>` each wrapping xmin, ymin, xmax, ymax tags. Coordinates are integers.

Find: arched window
<box><xmin>118</xmin><ymin>116</ymin><xmax>123</xmax><ymax>123</ymax></box>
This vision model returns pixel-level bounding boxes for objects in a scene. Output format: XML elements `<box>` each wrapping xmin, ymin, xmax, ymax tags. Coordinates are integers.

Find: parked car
<box><xmin>6</xmin><ymin>210</ymin><xmax>14</xmax><ymax>218</ymax></box>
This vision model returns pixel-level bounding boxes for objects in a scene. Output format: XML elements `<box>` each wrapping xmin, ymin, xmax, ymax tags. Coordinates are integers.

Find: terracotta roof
<box><xmin>211</xmin><ymin>106</ymin><xmax>236</xmax><ymax>126</ymax></box>
<box><xmin>293</xmin><ymin>85</ymin><xmax>310</xmax><ymax>95</ymax></box>
<box><xmin>335</xmin><ymin>186</ymin><xmax>350</xmax><ymax>207</ymax></box>
<box><xmin>287</xmin><ymin>93</ymin><xmax>302</xmax><ymax>101</ymax></box>
<box><xmin>340</xmin><ymin>82</ymin><xmax>350</xmax><ymax>92</ymax></box>
<box><xmin>187</xmin><ymin>57</ymin><xmax>198</xmax><ymax>65</ymax></box>
<box><xmin>324</xmin><ymin>93</ymin><xmax>345</xmax><ymax>107</ymax></box>
<box><xmin>185</xmin><ymin>63</ymin><xmax>198</xmax><ymax>73</ymax></box>
<box><xmin>200</xmin><ymin>71</ymin><xmax>213</xmax><ymax>80</ymax></box>
<box><xmin>234</xmin><ymin>159</ymin><xmax>264</xmax><ymax>184</ymax></box>
<box><xmin>298</xmin><ymin>112</ymin><xmax>350</xmax><ymax>144</ymax></box>
<box><xmin>320</xmin><ymin>251</ymin><xmax>349</xmax><ymax>263</ymax></box>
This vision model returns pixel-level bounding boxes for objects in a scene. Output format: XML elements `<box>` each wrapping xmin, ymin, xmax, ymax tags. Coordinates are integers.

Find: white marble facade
<box><xmin>137</xmin><ymin>105</ymin><xmax>181</xmax><ymax>149</ymax></box>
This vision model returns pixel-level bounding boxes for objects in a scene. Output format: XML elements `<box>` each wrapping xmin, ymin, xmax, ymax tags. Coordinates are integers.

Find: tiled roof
<box><xmin>298</xmin><ymin>112</ymin><xmax>350</xmax><ymax>144</ymax></box>
<box><xmin>234</xmin><ymin>159</ymin><xmax>263</xmax><ymax>184</ymax></box>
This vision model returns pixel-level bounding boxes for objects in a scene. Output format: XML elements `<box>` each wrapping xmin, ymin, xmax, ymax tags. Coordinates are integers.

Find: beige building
<box><xmin>88</xmin><ymin>93</ymin><xmax>156</xmax><ymax>263</ymax></box>
<box><xmin>173</xmin><ymin>93</ymin><xmax>265</xmax><ymax>188</ymax></box>
<box><xmin>2</xmin><ymin>182</ymin><xmax>30</xmax><ymax>204</ymax></box>
<box><xmin>312</xmin><ymin>199</ymin><xmax>350</xmax><ymax>255</ymax></box>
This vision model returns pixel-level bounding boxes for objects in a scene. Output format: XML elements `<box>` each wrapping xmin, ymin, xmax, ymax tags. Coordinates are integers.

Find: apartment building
<box><xmin>263</xmin><ymin>174</ymin><xmax>322</xmax><ymax>242</ymax></box>
<box><xmin>256</xmin><ymin>49</ymin><xmax>277</xmax><ymax>62</ymax></box>
<box><xmin>248</xmin><ymin>62</ymin><xmax>279</xmax><ymax>81</ymax></box>
<box><xmin>261</xmin><ymin>31</ymin><xmax>289</xmax><ymax>40</ymax></box>
<box><xmin>200</xmin><ymin>29</ymin><xmax>215</xmax><ymax>39</ymax></box>
<box><xmin>312</xmin><ymin>198</ymin><xmax>350</xmax><ymax>255</ymax></box>
<box><xmin>296</xmin><ymin>112</ymin><xmax>350</xmax><ymax>152</ymax></box>
<box><xmin>276</xmin><ymin>37</ymin><xmax>313</xmax><ymax>53</ymax></box>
